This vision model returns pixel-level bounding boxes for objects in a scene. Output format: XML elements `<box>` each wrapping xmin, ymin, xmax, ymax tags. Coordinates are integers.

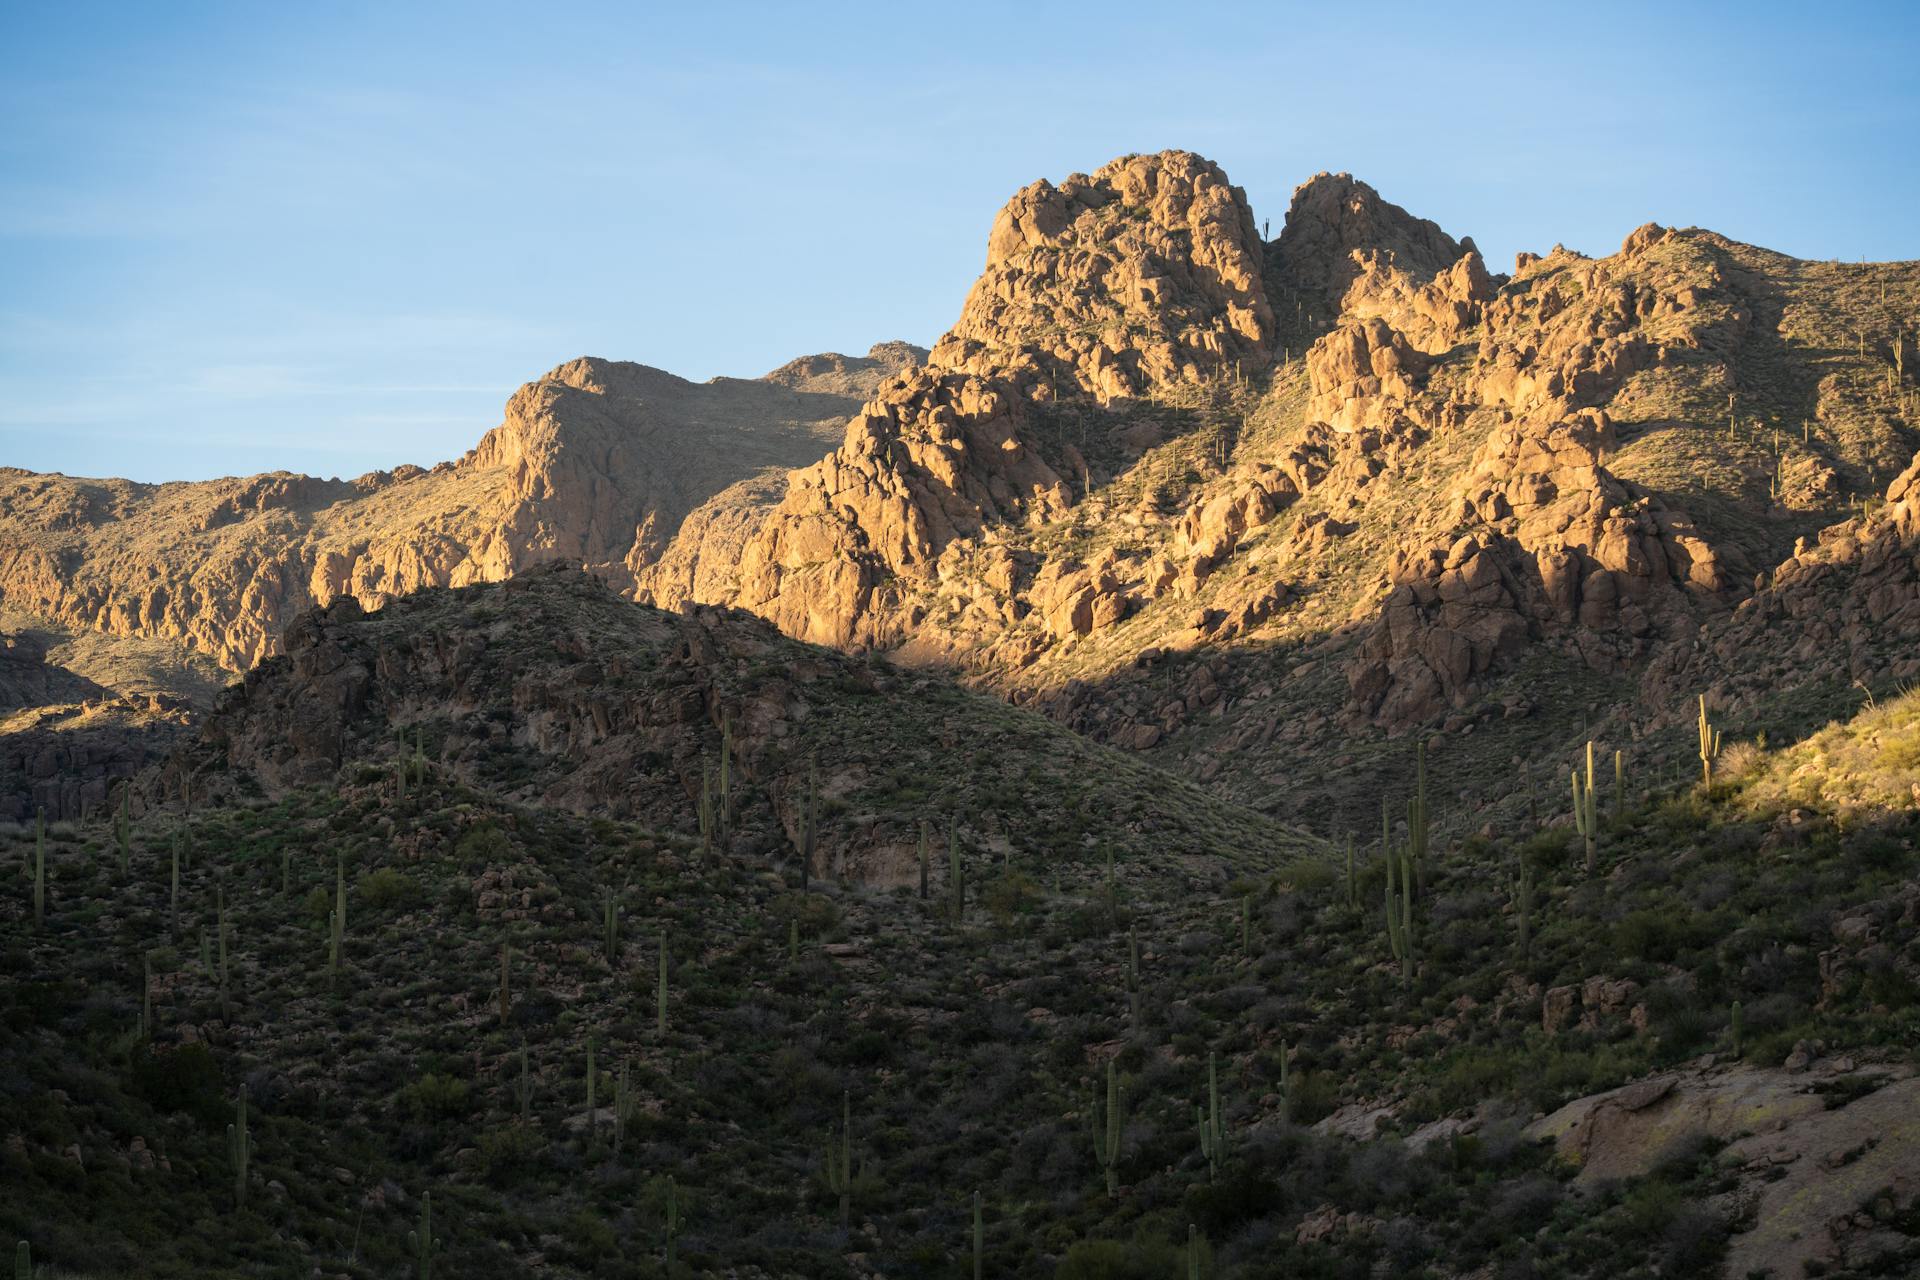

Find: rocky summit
<box><xmin>4</xmin><ymin>148</ymin><xmax>1920</xmax><ymax>1279</ymax></box>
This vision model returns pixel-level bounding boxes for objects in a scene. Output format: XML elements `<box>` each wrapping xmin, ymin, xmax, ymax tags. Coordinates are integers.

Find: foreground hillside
<box><xmin>5</xmin><ymin>573</ymin><xmax>1919</xmax><ymax>1277</ymax></box>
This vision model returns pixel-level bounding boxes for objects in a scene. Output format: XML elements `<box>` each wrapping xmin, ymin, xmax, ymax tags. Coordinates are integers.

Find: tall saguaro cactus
<box><xmin>1510</xmin><ymin>855</ymin><xmax>1535</xmax><ymax>962</ymax></box>
<box><xmin>1092</xmin><ymin>1058</ymin><xmax>1123</xmax><ymax>1196</ymax></box>
<box><xmin>698</xmin><ymin>761</ymin><xmax>715</xmax><ymax>859</ymax></box>
<box><xmin>972</xmin><ymin>1190</ymin><xmax>984</xmax><ymax>1280</ymax></box>
<box><xmin>823</xmin><ymin>1088</ymin><xmax>853</xmax><ymax>1228</ymax></box>
<box><xmin>408</xmin><ymin>1191</ymin><xmax>440</xmax><ymax>1279</ymax></box>
<box><xmin>1408</xmin><ymin>740</ymin><xmax>1430</xmax><ymax>897</ymax></box>
<box><xmin>948</xmin><ymin>826</ymin><xmax>964</xmax><ymax>926</ymax></box>
<box><xmin>1572</xmin><ymin>741</ymin><xmax>1599</xmax><ymax>877</ymax></box>
<box><xmin>1385</xmin><ymin>826</ymin><xmax>1415</xmax><ymax>986</ymax></box>
<box><xmin>227</xmin><ymin>1084</ymin><xmax>251</xmax><ymax>1208</ymax></box>
<box><xmin>917</xmin><ymin>820</ymin><xmax>930</xmax><ymax>901</ymax></box>
<box><xmin>1196</xmin><ymin>1051</ymin><xmax>1226</xmax><ymax>1179</ymax></box>
<box><xmin>1697</xmin><ymin>694</ymin><xmax>1723</xmax><ymax>785</ymax></box>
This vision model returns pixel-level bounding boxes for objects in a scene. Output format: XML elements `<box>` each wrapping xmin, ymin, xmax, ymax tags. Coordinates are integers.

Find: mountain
<box><xmin>7</xmin><ymin>153</ymin><xmax>1916</xmax><ymax>842</ymax></box>
<box><xmin>5</xmin><ymin>145</ymin><xmax>1920</xmax><ymax>1278</ymax></box>
<box><xmin>662</xmin><ymin>153</ymin><xmax>1919</xmax><ymax>841</ymax></box>
<box><xmin>0</xmin><ymin>343</ymin><xmax>923</xmax><ymax>819</ymax></box>
<box><xmin>0</xmin><ymin>342</ymin><xmax>925</xmax><ymax>683</ymax></box>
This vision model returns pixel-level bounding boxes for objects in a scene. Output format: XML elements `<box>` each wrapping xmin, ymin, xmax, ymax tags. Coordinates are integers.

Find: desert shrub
<box><xmin>455</xmin><ymin>822</ymin><xmax>513</xmax><ymax>865</ymax></box>
<box><xmin>1055</xmin><ymin>1235</ymin><xmax>1185</xmax><ymax>1280</ymax></box>
<box><xmin>396</xmin><ymin>1073</ymin><xmax>470</xmax><ymax>1122</ymax></box>
<box><xmin>476</xmin><ymin>1124</ymin><xmax>542</xmax><ymax>1182</ymax></box>
<box><xmin>984</xmin><ymin>870</ymin><xmax>1041</xmax><ymax>924</ymax></box>
<box><xmin>357</xmin><ymin>867</ymin><xmax>417</xmax><ymax>910</ymax></box>
<box><xmin>1275</xmin><ymin>860</ymin><xmax>1336</xmax><ymax>894</ymax></box>
<box><xmin>128</xmin><ymin>1042</ymin><xmax>224</xmax><ymax>1123</ymax></box>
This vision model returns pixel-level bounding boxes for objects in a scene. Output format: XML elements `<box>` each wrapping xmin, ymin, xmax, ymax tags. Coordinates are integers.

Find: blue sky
<box><xmin>3</xmin><ymin>1</ymin><xmax>1917</xmax><ymax>483</ymax></box>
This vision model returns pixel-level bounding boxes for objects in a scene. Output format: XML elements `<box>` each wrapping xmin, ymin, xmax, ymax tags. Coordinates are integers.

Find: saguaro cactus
<box><xmin>917</xmin><ymin>820</ymin><xmax>930</xmax><ymax>901</ymax></box>
<box><xmin>408</xmin><ymin>1191</ymin><xmax>440</xmax><ymax>1279</ymax></box>
<box><xmin>1092</xmin><ymin>1059</ymin><xmax>1123</xmax><ymax>1196</ymax></box>
<box><xmin>1510</xmin><ymin>855</ymin><xmax>1535</xmax><ymax>962</ymax></box>
<box><xmin>823</xmin><ymin>1088</ymin><xmax>853</xmax><ymax>1228</ymax></box>
<box><xmin>1409</xmin><ymin>740</ymin><xmax>1430</xmax><ymax>897</ymax></box>
<box><xmin>227</xmin><ymin>1084</ymin><xmax>250</xmax><ymax>1208</ymax></box>
<box><xmin>1697</xmin><ymin>694</ymin><xmax>1723</xmax><ymax>785</ymax></box>
<box><xmin>698</xmin><ymin>762</ymin><xmax>715</xmax><ymax>859</ymax></box>
<box><xmin>1385</xmin><ymin>834</ymin><xmax>1415</xmax><ymax>985</ymax></box>
<box><xmin>1573</xmin><ymin>741</ymin><xmax>1599</xmax><ymax>877</ymax></box>
<box><xmin>603</xmin><ymin>891</ymin><xmax>620</xmax><ymax>965</ymax></box>
<box><xmin>16</xmin><ymin>1241</ymin><xmax>29</xmax><ymax>1280</ymax></box>
<box><xmin>948</xmin><ymin>826</ymin><xmax>964</xmax><ymax>926</ymax></box>
<box><xmin>1196</xmin><ymin>1051</ymin><xmax>1225</xmax><ymax>1179</ymax></box>
<box><xmin>972</xmin><ymin>1190</ymin><xmax>983</xmax><ymax>1280</ymax></box>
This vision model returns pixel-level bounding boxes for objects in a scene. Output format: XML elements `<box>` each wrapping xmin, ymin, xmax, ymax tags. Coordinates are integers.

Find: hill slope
<box><xmin>6</xmin><ymin>578</ymin><xmax>1919</xmax><ymax>1277</ymax></box>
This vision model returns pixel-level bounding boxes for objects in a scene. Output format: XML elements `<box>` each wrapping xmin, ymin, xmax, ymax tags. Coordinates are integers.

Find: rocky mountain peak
<box><xmin>928</xmin><ymin>149</ymin><xmax>1274</xmax><ymax>400</ymax></box>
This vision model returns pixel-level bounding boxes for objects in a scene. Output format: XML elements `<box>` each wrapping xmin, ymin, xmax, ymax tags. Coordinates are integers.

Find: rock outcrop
<box><xmin>1530</xmin><ymin>1060</ymin><xmax>1920</xmax><ymax>1280</ymax></box>
<box><xmin>727</xmin><ymin>369</ymin><xmax>1073</xmax><ymax>647</ymax></box>
<box><xmin>1347</xmin><ymin>410</ymin><xmax>1725</xmax><ymax>728</ymax></box>
<box><xmin>1272</xmin><ymin>172</ymin><xmax>1474</xmax><ymax>318</ymax></box>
